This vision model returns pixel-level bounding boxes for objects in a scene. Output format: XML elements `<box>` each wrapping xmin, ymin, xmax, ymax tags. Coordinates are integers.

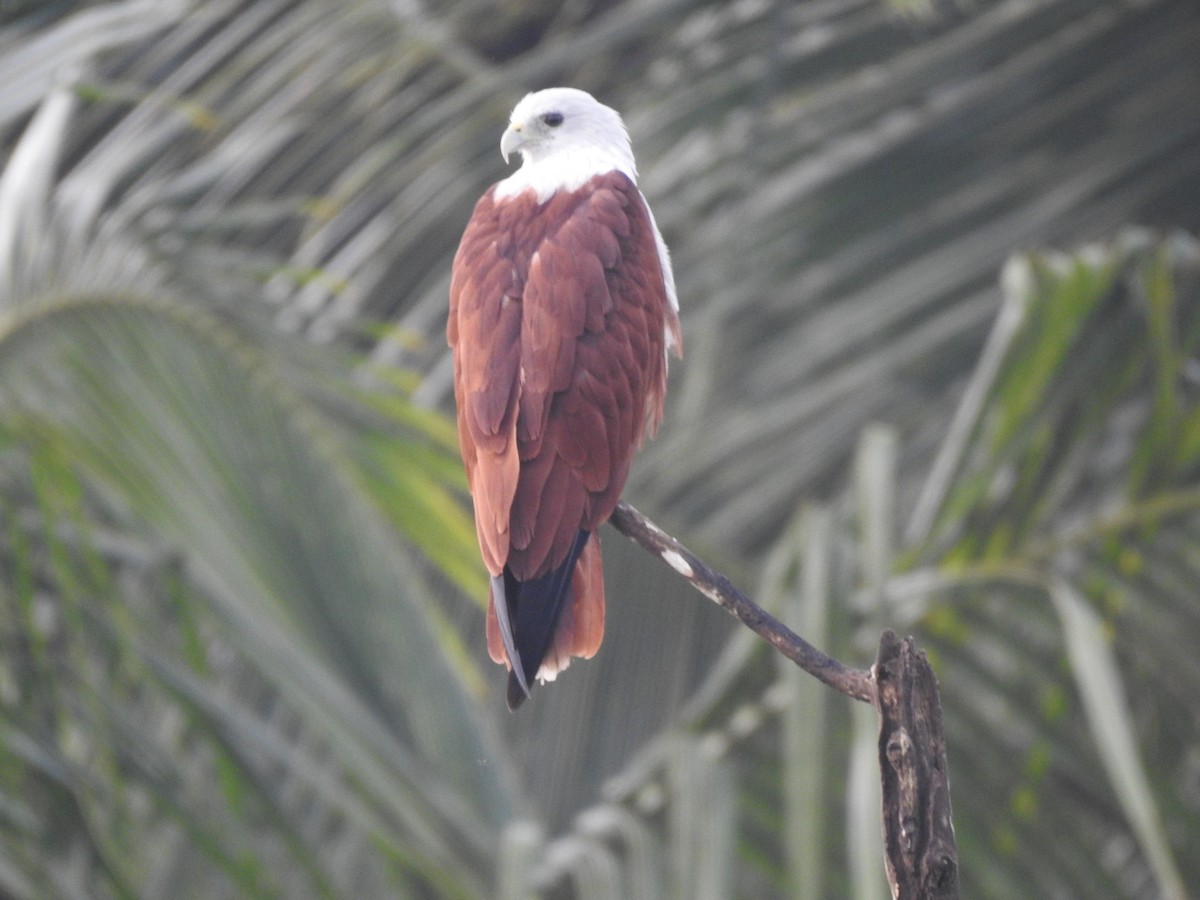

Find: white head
<box><xmin>493</xmin><ymin>88</ymin><xmax>638</xmax><ymax>201</ymax></box>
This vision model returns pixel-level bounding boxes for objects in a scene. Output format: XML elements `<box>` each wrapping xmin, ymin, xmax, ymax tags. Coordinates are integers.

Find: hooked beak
<box><xmin>500</xmin><ymin>122</ymin><xmax>525</xmax><ymax>164</ymax></box>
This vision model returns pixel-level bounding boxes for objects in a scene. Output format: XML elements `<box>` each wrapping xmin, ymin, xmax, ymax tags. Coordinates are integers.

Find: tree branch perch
<box><xmin>608</xmin><ymin>501</ymin><xmax>875</xmax><ymax>703</ymax></box>
<box><xmin>608</xmin><ymin>500</ymin><xmax>960</xmax><ymax>900</ymax></box>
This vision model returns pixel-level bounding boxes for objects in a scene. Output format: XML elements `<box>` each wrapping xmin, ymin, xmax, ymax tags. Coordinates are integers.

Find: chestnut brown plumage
<box><xmin>449</xmin><ymin>89</ymin><xmax>680</xmax><ymax>708</ymax></box>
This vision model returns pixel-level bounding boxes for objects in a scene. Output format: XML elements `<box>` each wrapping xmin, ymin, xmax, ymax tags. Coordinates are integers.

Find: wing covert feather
<box><xmin>450</xmin><ymin>173</ymin><xmax>678</xmax><ymax>583</ymax></box>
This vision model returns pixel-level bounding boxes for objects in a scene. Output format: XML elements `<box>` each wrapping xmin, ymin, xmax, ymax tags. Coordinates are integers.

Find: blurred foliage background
<box><xmin>1</xmin><ymin>0</ymin><xmax>1199</xmax><ymax>897</ymax></box>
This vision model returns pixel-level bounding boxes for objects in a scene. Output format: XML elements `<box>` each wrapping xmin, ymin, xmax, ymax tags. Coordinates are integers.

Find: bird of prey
<box><xmin>449</xmin><ymin>88</ymin><xmax>681</xmax><ymax>708</ymax></box>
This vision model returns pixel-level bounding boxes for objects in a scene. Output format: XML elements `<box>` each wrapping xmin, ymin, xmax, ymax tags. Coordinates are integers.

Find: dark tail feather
<box><xmin>506</xmin><ymin>668</ymin><xmax>531</xmax><ymax>711</ymax></box>
<box><xmin>497</xmin><ymin>529</ymin><xmax>591</xmax><ymax>710</ymax></box>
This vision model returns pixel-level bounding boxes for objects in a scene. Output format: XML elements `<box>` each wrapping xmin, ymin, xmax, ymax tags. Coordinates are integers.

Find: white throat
<box><xmin>494</xmin><ymin>147</ymin><xmax>636</xmax><ymax>203</ymax></box>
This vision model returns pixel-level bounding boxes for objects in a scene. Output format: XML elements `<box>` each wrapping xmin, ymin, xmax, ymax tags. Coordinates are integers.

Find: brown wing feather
<box><xmin>449</xmin><ymin>187</ymin><xmax>522</xmax><ymax>575</ymax></box>
<box><xmin>451</xmin><ymin>172</ymin><xmax>680</xmax><ymax>675</ymax></box>
<box><xmin>507</xmin><ymin>174</ymin><xmax>676</xmax><ymax>583</ymax></box>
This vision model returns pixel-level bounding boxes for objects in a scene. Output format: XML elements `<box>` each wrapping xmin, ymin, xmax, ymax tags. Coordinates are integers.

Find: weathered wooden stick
<box><xmin>608</xmin><ymin>501</ymin><xmax>960</xmax><ymax>898</ymax></box>
<box><xmin>874</xmin><ymin>631</ymin><xmax>960</xmax><ymax>899</ymax></box>
<box><xmin>608</xmin><ymin>501</ymin><xmax>874</xmax><ymax>702</ymax></box>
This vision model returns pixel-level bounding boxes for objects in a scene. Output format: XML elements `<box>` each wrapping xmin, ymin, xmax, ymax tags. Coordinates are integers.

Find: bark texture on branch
<box><xmin>608</xmin><ymin>501</ymin><xmax>874</xmax><ymax>702</ymax></box>
<box><xmin>608</xmin><ymin>502</ymin><xmax>960</xmax><ymax>898</ymax></box>
<box><xmin>873</xmin><ymin>630</ymin><xmax>960</xmax><ymax>899</ymax></box>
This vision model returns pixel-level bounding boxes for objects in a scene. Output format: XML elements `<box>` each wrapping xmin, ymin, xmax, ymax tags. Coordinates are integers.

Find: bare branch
<box><xmin>608</xmin><ymin>501</ymin><xmax>961</xmax><ymax>899</ymax></box>
<box><xmin>874</xmin><ymin>632</ymin><xmax>960</xmax><ymax>899</ymax></box>
<box><xmin>608</xmin><ymin>501</ymin><xmax>874</xmax><ymax>703</ymax></box>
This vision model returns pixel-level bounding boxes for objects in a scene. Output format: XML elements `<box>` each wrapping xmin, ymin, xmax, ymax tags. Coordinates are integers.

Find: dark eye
<box><xmin>542</xmin><ymin>112</ymin><xmax>564</xmax><ymax>127</ymax></box>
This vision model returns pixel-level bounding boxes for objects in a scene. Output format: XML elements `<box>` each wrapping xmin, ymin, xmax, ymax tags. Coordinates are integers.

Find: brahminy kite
<box><xmin>448</xmin><ymin>88</ymin><xmax>682</xmax><ymax>709</ymax></box>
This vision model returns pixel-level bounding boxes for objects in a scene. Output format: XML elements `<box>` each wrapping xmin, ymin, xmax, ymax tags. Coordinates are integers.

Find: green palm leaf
<box><xmin>0</xmin><ymin>295</ymin><xmax>512</xmax><ymax>896</ymax></box>
<box><xmin>2</xmin><ymin>0</ymin><xmax>1199</xmax><ymax>897</ymax></box>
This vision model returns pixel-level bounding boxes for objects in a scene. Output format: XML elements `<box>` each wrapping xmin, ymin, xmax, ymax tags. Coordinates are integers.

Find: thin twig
<box><xmin>608</xmin><ymin>501</ymin><xmax>875</xmax><ymax>703</ymax></box>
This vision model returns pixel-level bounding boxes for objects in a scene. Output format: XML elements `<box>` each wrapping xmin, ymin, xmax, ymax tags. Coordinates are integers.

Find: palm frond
<box><xmin>1</xmin><ymin>0</ymin><xmax>1199</xmax><ymax>897</ymax></box>
<box><xmin>896</xmin><ymin>232</ymin><xmax>1200</xmax><ymax>897</ymax></box>
<box><xmin>0</xmin><ymin>294</ymin><xmax>511</xmax><ymax>896</ymax></box>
